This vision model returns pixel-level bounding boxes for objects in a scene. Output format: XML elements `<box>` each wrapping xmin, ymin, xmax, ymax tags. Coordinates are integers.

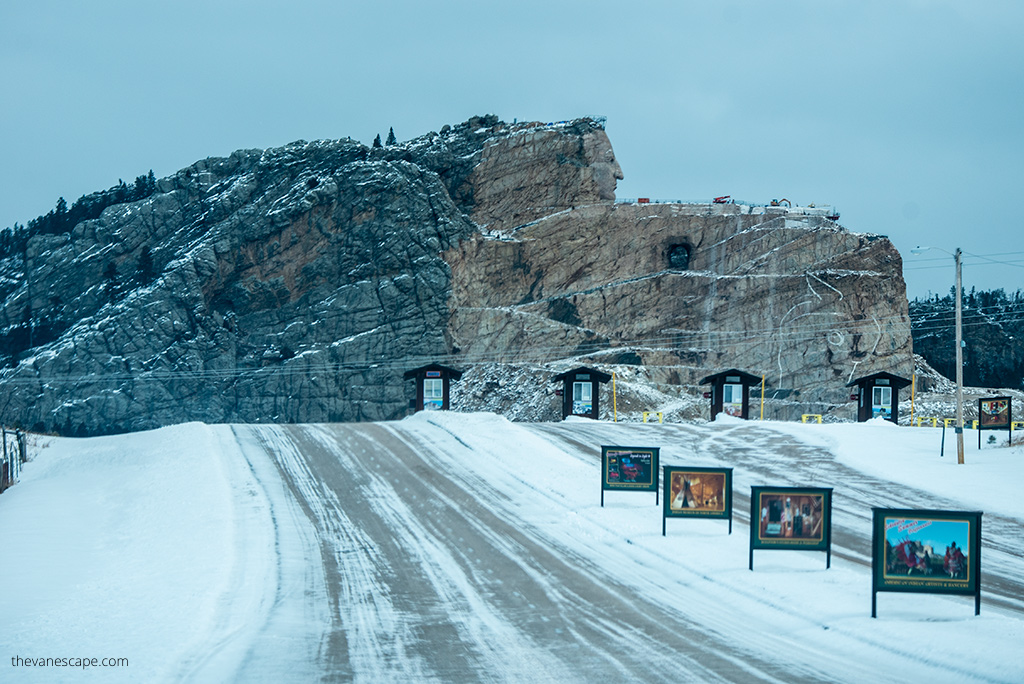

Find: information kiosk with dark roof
<box><xmin>404</xmin><ymin>364</ymin><xmax>463</xmax><ymax>412</ymax></box>
<box><xmin>699</xmin><ymin>369</ymin><xmax>761</xmax><ymax>420</ymax></box>
<box><xmin>551</xmin><ymin>366</ymin><xmax>612</xmax><ymax>420</ymax></box>
<box><xmin>847</xmin><ymin>372</ymin><xmax>912</xmax><ymax>423</ymax></box>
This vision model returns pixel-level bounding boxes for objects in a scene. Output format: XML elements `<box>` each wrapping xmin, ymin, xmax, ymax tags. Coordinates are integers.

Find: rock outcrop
<box><xmin>0</xmin><ymin>115</ymin><xmax>912</xmax><ymax>433</ymax></box>
<box><xmin>0</xmin><ymin>136</ymin><xmax>476</xmax><ymax>432</ymax></box>
<box><xmin>447</xmin><ymin>201</ymin><xmax>912</xmax><ymax>419</ymax></box>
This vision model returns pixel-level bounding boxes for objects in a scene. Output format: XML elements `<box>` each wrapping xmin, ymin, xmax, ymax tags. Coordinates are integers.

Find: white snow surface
<box><xmin>1</xmin><ymin>415</ymin><xmax>1022</xmax><ymax>682</ymax></box>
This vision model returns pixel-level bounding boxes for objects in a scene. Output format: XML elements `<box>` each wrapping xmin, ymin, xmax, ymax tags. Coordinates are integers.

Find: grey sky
<box><xmin>2</xmin><ymin>0</ymin><xmax>1021</xmax><ymax>298</ymax></box>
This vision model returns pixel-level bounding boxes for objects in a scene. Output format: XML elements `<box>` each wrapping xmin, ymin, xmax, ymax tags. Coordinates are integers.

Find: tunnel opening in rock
<box><xmin>668</xmin><ymin>243</ymin><xmax>691</xmax><ymax>270</ymax></box>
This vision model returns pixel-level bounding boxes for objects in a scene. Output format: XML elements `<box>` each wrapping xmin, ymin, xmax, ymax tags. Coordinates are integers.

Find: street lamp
<box><xmin>910</xmin><ymin>246</ymin><xmax>965</xmax><ymax>464</ymax></box>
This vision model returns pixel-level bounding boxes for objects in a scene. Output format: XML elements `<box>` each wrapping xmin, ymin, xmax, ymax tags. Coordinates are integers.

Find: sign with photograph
<box><xmin>722</xmin><ymin>380</ymin><xmax>744</xmax><ymax>417</ymax></box>
<box><xmin>663</xmin><ymin>467</ymin><xmax>732</xmax><ymax>535</ymax></box>
<box><xmin>749</xmin><ymin>487</ymin><xmax>832</xmax><ymax>569</ymax></box>
<box><xmin>978</xmin><ymin>397</ymin><xmax>1011</xmax><ymax>429</ymax></box>
<box><xmin>602</xmin><ymin>447</ymin><xmax>658</xmax><ymax>491</ymax></box>
<box><xmin>871</xmin><ymin>508</ymin><xmax>982</xmax><ymax>616</ymax></box>
<box><xmin>601</xmin><ymin>446</ymin><xmax>659</xmax><ymax>507</ymax></box>
<box><xmin>977</xmin><ymin>396</ymin><xmax>1012</xmax><ymax>448</ymax></box>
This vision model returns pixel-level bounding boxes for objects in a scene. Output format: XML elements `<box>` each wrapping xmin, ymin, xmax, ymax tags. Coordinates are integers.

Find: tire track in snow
<box><xmin>376</xmin><ymin>420</ymin><xmax>833</xmax><ymax>683</ymax></box>
<box><xmin>247</xmin><ymin>423</ymin><xmax>437</xmax><ymax>681</ymax></box>
<box><xmin>239</xmin><ymin>417</ymin><xmax>1024</xmax><ymax>682</ymax></box>
<box><xmin>170</xmin><ymin>425</ymin><xmax>331</xmax><ymax>683</ymax></box>
<box><xmin>300</xmin><ymin>422</ymin><xmax>571</xmax><ymax>683</ymax></box>
<box><xmin>247</xmin><ymin>419</ymin><xmax>820</xmax><ymax>683</ymax></box>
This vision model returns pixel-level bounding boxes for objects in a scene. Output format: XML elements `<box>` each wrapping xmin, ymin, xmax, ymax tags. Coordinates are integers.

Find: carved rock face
<box><xmin>583</xmin><ymin>130</ymin><xmax>623</xmax><ymax>201</ymax></box>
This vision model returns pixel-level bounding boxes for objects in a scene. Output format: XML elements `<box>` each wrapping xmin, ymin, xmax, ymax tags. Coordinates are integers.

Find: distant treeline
<box><xmin>910</xmin><ymin>288</ymin><xmax>1024</xmax><ymax>390</ymax></box>
<box><xmin>0</xmin><ymin>170</ymin><xmax>157</xmax><ymax>259</ymax></box>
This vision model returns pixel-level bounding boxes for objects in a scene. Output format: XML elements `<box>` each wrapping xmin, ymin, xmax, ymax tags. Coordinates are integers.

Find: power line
<box><xmin>2</xmin><ymin>279</ymin><xmax>1022</xmax><ymax>386</ymax></box>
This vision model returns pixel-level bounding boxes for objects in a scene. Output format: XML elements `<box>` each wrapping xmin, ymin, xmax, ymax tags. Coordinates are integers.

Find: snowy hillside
<box><xmin>2</xmin><ymin>415</ymin><xmax>1023</xmax><ymax>683</ymax></box>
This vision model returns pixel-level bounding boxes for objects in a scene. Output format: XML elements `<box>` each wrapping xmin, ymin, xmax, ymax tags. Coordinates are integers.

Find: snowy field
<box><xmin>1</xmin><ymin>414</ymin><xmax>1022</xmax><ymax>683</ymax></box>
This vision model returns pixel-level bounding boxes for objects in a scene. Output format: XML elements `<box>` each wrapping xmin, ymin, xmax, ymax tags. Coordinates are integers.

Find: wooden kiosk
<box><xmin>699</xmin><ymin>369</ymin><xmax>761</xmax><ymax>420</ymax></box>
<box><xmin>551</xmin><ymin>366</ymin><xmax>612</xmax><ymax>420</ymax></box>
<box><xmin>847</xmin><ymin>372</ymin><xmax>911</xmax><ymax>423</ymax></box>
<box><xmin>404</xmin><ymin>363</ymin><xmax>463</xmax><ymax>412</ymax></box>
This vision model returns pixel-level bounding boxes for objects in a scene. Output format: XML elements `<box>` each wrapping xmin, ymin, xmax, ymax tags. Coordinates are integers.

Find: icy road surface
<box><xmin>2</xmin><ymin>413</ymin><xmax>1024</xmax><ymax>682</ymax></box>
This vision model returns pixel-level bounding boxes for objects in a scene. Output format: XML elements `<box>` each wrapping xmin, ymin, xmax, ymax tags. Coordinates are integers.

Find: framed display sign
<box><xmin>663</xmin><ymin>467</ymin><xmax>733</xmax><ymax>535</ymax></box>
<box><xmin>871</xmin><ymin>508</ymin><xmax>982</xmax><ymax>617</ymax></box>
<box><xmin>749</xmin><ymin>487</ymin><xmax>832</xmax><ymax>570</ymax></box>
<box><xmin>601</xmin><ymin>446</ymin><xmax>659</xmax><ymax>506</ymax></box>
<box><xmin>978</xmin><ymin>396</ymin><xmax>1011</xmax><ymax>448</ymax></box>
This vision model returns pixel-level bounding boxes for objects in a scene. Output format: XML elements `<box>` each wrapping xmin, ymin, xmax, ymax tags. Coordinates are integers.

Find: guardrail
<box><xmin>615</xmin><ymin>198</ymin><xmax>838</xmax><ymax>214</ymax></box>
<box><xmin>616</xmin><ymin>197</ymin><xmax>763</xmax><ymax>206</ymax></box>
<box><xmin>912</xmin><ymin>418</ymin><xmax>1023</xmax><ymax>431</ymax></box>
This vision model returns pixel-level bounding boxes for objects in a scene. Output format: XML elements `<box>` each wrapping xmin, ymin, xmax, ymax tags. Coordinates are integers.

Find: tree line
<box><xmin>910</xmin><ymin>287</ymin><xmax>1024</xmax><ymax>390</ymax></box>
<box><xmin>0</xmin><ymin>170</ymin><xmax>157</xmax><ymax>259</ymax></box>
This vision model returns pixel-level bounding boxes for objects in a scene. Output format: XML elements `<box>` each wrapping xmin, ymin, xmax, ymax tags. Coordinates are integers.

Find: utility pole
<box><xmin>911</xmin><ymin>244</ymin><xmax>967</xmax><ymax>464</ymax></box>
<box><xmin>955</xmin><ymin>248</ymin><xmax>965</xmax><ymax>465</ymax></box>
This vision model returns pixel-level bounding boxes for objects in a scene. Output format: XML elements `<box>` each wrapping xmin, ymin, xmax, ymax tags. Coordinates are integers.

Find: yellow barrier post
<box><xmin>760</xmin><ymin>374</ymin><xmax>765</xmax><ymax>421</ymax></box>
<box><xmin>910</xmin><ymin>374</ymin><xmax>916</xmax><ymax>426</ymax></box>
<box><xmin>612</xmin><ymin>372</ymin><xmax>617</xmax><ymax>422</ymax></box>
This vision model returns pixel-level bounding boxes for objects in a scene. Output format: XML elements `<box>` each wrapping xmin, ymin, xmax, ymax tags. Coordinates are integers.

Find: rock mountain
<box><xmin>0</xmin><ymin>116</ymin><xmax>912</xmax><ymax>434</ymax></box>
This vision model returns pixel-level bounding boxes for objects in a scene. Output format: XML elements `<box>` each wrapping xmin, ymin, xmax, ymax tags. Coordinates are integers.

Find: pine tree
<box><xmin>51</xmin><ymin>197</ymin><xmax>68</xmax><ymax>233</ymax></box>
<box><xmin>132</xmin><ymin>174</ymin><xmax>149</xmax><ymax>199</ymax></box>
<box><xmin>372</xmin><ymin>134</ymin><xmax>382</xmax><ymax>148</ymax></box>
<box><xmin>386</xmin><ymin>127</ymin><xmax>396</xmax><ymax>146</ymax></box>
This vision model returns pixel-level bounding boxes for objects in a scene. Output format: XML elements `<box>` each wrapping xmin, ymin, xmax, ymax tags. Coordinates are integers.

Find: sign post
<box><xmin>601</xmin><ymin>446</ymin><xmax>660</xmax><ymax>507</ymax></box>
<box><xmin>871</xmin><ymin>508</ymin><xmax>982</xmax><ymax>617</ymax></box>
<box><xmin>749</xmin><ymin>487</ymin><xmax>833</xmax><ymax>570</ymax></box>
<box><xmin>977</xmin><ymin>396</ymin><xmax>1012</xmax><ymax>448</ymax></box>
<box><xmin>663</xmin><ymin>467</ymin><xmax>732</xmax><ymax>535</ymax></box>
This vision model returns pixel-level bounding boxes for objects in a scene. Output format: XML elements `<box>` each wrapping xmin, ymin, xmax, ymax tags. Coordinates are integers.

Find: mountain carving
<box><xmin>0</xmin><ymin>116</ymin><xmax>912</xmax><ymax>433</ymax></box>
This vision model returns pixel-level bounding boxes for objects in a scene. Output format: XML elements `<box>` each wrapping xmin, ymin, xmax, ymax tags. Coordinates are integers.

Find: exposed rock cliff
<box><xmin>0</xmin><ymin>136</ymin><xmax>475</xmax><ymax>432</ymax></box>
<box><xmin>447</xmin><ymin>201</ymin><xmax>911</xmax><ymax>420</ymax></box>
<box><xmin>0</xmin><ymin>116</ymin><xmax>912</xmax><ymax>433</ymax></box>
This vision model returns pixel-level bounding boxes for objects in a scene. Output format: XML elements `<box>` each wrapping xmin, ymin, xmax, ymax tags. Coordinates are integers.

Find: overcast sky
<box><xmin>2</xmin><ymin>0</ymin><xmax>1021</xmax><ymax>299</ymax></box>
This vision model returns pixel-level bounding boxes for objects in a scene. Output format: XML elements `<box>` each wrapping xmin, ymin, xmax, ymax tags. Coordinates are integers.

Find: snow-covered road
<box><xmin>3</xmin><ymin>414</ymin><xmax>1023</xmax><ymax>682</ymax></box>
<box><xmin>251</xmin><ymin>422</ymin><xmax>806</xmax><ymax>683</ymax></box>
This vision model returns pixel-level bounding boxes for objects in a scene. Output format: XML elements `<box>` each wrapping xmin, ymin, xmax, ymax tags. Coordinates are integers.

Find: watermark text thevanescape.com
<box><xmin>11</xmin><ymin>656</ymin><xmax>128</xmax><ymax>669</ymax></box>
